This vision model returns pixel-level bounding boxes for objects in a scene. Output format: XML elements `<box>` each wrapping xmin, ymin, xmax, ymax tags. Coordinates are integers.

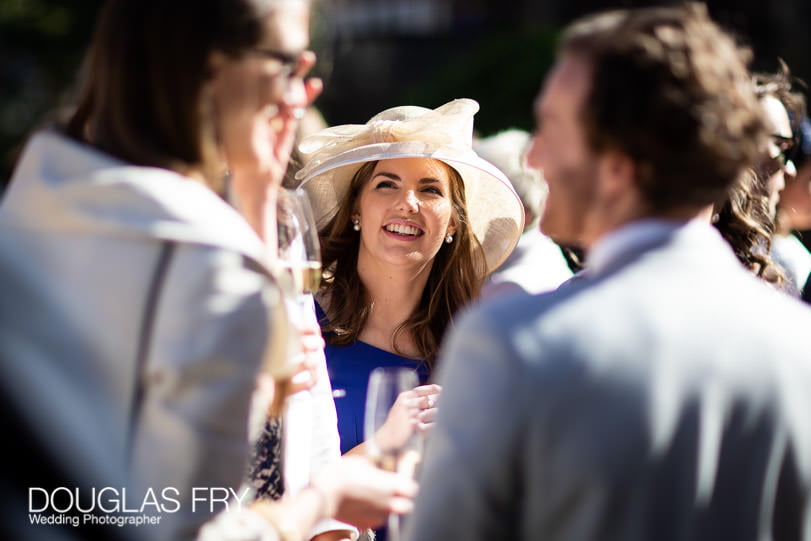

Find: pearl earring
<box><xmin>445</xmin><ymin>234</ymin><xmax>454</xmax><ymax>244</ymax></box>
<box><xmin>353</xmin><ymin>219</ymin><xmax>361</xmax><ymax>231</ymax></box>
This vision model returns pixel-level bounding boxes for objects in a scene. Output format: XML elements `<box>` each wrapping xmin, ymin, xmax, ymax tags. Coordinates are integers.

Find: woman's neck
<box><xmin>355</xmin><ymin>256</ymin><xmax>432</xmax><ymax>358</ymax></box>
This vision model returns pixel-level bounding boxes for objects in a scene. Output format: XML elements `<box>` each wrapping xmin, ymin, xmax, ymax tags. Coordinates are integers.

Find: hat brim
<box><xmin>296</xmin><ymin>141</ymin><xmax>524</xmax><ymax>275</ymax></box>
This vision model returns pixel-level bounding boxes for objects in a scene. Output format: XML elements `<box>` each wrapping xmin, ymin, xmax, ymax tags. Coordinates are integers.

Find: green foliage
<box><xmin>0</xmin><ymin>0</ymin><xmax>72</xmax><ymax>38</ymax></box>
<box><xmin>0</xmin><ymin>0</ymin><xmax>104</xmax><ymax>185</ymax></box>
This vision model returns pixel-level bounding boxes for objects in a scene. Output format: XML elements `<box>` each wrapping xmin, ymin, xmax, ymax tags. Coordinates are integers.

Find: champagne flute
<box><xmin>364</xmin><ymin>367</ymin><xmax>422</xmax><ymax>541</ymax></box>
<box><xmin>274</xmin><ymin>188</ymin><xmax>322</xmax><ymax>379</ymax></box>
<box><xmin>273</xmin><ymin>189</ymin><xmax>323</xmax><ymax>495</ymax></box>
<box><xmin>276</xmin><ymin>188</ymin><xmax>322</xmax><ymax>297</ymax></box>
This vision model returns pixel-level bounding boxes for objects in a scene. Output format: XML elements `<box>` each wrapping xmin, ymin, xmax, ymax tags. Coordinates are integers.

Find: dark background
<box><xmin>1</xmin><ymin>0</ymin><xmax>810</xmax><ymax>187</ymax></box>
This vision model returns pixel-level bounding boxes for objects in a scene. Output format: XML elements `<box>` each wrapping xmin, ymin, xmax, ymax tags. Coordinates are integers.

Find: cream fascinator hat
<box><xmin>295</xmin><ymin>98</ymin><xmax>524</xmax><ymax>275</ymax></box>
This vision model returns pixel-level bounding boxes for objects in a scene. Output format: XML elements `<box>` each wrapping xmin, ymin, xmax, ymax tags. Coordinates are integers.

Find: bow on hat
<box><xmin>295</xmin><ymin>98</ymin><xmax>479</xmax><ymax>181</ymax></box>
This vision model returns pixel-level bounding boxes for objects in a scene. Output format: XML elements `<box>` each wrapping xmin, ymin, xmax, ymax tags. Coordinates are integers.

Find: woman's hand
<box><xmin>262</xmin><ymin>59</ymin><xmax>323</xmax><ymax>190</ymax></box>
<box><xmin>286</xmin><ymin>321</ymin><xmax>325</xmax><ymax>395</ymax></box>
<box><xmin>256</xmin><ymin>320</ymin><xmax>324</xmax><ymax>417</ymax></box>
<box><xmin>374</xmin><ymin>384</ymin><xmax>442</xmax><ymax>450</ymax></box>
<box><xmin>310</xmin><ymin>455</ymin><xmax>417</xmax><ymax>530</ymax></box>
<box><xmin>214</xmin><ymin>51</ymin><xmax>321</xmax><ymax>179</ymax></box>
<box><xmin>413</xmin><ymin>384</ymin><xmax>441</xmax><ymax>436</ymax></box>
<box><xmin>212</xmin><ymin>50</ymin><xmax>323</xmax><ymax>239</ymax></box>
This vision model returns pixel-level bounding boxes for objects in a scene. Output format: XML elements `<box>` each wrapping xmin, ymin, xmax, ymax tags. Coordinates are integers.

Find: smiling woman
<box><xmin>294</xmin><ymin>99</ymin><xmax>521</xmax><ymax>455</ymax></box>
<box><xmin>298</xmin><ymin>100</ymin><xmax>523</xmax><ymax>360</ymax></box>
<box><xmin>356</xmin><ymin>158</ymin><xmax>459</xmax><ymax>273</ymax></box>
<box><xmin>294</xmin><ymin>98</ymin><xmax>523</xmax><ymax>540</ymax></box>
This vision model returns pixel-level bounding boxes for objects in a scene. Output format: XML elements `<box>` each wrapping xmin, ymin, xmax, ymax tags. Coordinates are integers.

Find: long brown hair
<box><xmin>714</xmin><ymin>61</ymin><xmax>805</xmax><ymax>286</ymax></box>
<box><xmin>317</xmin><ymin>159</ymin><xmax>486</xmax><ymax>371</ymax></box>
<box><xmin>64</xmin><ymin>0</ymin><xmax>274</xmax><ymax>191</ymax></box>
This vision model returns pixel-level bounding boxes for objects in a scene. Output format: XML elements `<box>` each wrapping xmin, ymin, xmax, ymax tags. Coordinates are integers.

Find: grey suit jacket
<box><xmin>407</xmin><ymin>221</ymin><xmax>811</xmax><ymax>541</ymax></box>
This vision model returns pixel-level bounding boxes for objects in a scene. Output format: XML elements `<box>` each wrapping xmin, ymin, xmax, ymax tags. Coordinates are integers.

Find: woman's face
<box><xmin>779</xmin><ymin>161</ymin><xmax>811</xmax><ymax>231</ymax></box>
<box><xmin>761</xmin><ymin>95</ymin><xmax>796</xmax><ymax>220</ymax></box>
<box><xmin>208</xmin><ymin>2</ymin><xmax>312</xmax><ymax>178</ymax></box>
<box><xmin>355</xmin><ymin>158</ymin><xmax>458</xmax><ymax>274</ymax></box>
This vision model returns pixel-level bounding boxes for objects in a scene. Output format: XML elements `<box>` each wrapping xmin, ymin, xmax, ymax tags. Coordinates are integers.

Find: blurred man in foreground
<box><xmin>408</xmin><ymin>5</ymin><xmax>811</xmax><ymax>540</ymax></box>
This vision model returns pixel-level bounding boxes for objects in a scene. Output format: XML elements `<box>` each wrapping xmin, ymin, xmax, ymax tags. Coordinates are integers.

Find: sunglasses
<box><xmin>248</xmin><ymin>47</ymin><xmax>309</xmax><ymax>98</ymax></box>
<box><xmin>772</xmin><ymin>134</ymin><xmax>795</xmax><ymax>160</ymax></box>
<box><xmin>759</xmin><ymin>133</ymin><xmax>795</xmax><ymax>175</ymax></box>
<box><xmin>250</xmin><ymin>47</ymin><xmax>304</xmax><ymax>72</ymax></box>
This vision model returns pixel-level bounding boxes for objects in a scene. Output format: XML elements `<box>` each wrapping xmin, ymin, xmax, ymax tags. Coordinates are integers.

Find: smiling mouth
<box><xmin>384</xmin><ymin>224</ymin><xmax>423</xmax><ymax>237</ymax></box>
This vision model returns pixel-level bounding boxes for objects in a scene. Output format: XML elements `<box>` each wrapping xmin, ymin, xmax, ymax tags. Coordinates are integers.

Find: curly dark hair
<box><xmin>317</xmin><ymin>160</ymin><xmax>485</xmax><ymax>368</ymax></box>
<box><xmin>559</xmin><ymin>3</ymin><xmax>769</xmax><ymax>212</ymax></box>
<box><xmin>753</xmin><ymin>61</ymin><xmax>808</xmax><ymax>240</ymax></box>
<box><xmin>712</xmin><ymin>168</ymin><xmax>785</xmax><ymax>286</ymax></box>
<box><xmin>752</xmin><ymin>60</ymin><xmax>807</xmax><ymax>144</ymax></box>
<box><xmin>711</xmin><ymin>62</ymin><xmax>805</xmax><ymax>287</ymax></box>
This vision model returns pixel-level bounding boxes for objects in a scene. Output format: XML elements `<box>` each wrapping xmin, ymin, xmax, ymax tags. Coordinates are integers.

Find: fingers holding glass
<box><xmin>412</xmin><ymin>384</ymin><xmax>441</xmax><ymax>435</ymax></box>
<box><xmin>364</xmin><ymin>368</ymin><xmax>421</xmax><ymax>472</ymax></box>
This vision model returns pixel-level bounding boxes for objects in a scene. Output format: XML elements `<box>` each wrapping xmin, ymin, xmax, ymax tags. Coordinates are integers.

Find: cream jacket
<box><xmin>0</xmin><ymin>131</ymin><xmax>287</xmax><ymax>540</ymax></box>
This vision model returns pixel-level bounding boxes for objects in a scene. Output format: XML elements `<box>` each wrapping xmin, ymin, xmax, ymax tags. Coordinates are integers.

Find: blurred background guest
<box><xmin>475</xmin><ymin>129</ymin><xmax>573</xmax><ymax>299</ymax></box>
<box><xmin>711</xmin><ymin>167</ymin><xmax>787</xmax><ymax>288</ymax></box>
<box><xmin>712</xmin><ymin>63</ymin><xmax>805</xmax><ymax>290</ymax></box>
<box><xmin>774</xmin><ymin>115</ymin><xmax>811</xmax><ymax>298</ymax></box>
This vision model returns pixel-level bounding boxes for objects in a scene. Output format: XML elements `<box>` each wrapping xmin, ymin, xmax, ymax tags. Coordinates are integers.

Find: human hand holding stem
<box><xmin>251</xmin><ymin>455</ymin><xmax>417</xmax><ymax>538</ymax></box>
<box><xmin>373</xmin><ymin>384</ymin><xmax>442</xmax><ymax>452</ymax></box>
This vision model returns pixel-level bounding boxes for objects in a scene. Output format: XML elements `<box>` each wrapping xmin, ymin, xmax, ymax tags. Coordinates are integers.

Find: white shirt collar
<box><xmin>587</xmin><ymin>218</ymin><xmax>712</xmax><ymax>276</ymax></box>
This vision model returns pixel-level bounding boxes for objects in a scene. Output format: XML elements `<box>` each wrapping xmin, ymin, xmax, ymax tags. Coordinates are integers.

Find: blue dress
<box><xmin>316</xmin><ymin>304</ymin><xmax>430</xmax><ymax>454</ymax></box>
<box><xmin>317</xmin><ymin>305</ymin><xmax>430</xmax><ymax>541</ymax></box>
<box><xmin>325</xmin><ymin>340</ymin><xmax>430</xmax><ymax>454</ymax></box>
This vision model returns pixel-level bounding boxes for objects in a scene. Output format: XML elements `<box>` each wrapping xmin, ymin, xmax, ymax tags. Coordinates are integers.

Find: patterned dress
<box><xmin>246</xmin><ymin>416</ymin><xmax>285</xmax><ymax>501</ymax></box>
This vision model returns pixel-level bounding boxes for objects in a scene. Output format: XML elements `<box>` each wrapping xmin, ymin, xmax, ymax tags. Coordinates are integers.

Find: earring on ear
<box><xmin>353</xmin><ymin>219</ymin><xmax>361</xmax><ymax>231</ymax></box>
<box><xmin>445</xmin><ymin>233</ymin><xmax>454</xmax><ymax>244</ymax></box>
<box><xmin>222</xmin><ymin>167</ymin><xmax>231</xmax><ymax>196</ymax></box>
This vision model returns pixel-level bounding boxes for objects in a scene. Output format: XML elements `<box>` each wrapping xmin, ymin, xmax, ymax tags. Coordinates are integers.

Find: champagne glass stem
<box><xmin>388</xmin><ymin>513</ymin><xmax>402</xmax><ymax>541</ymax></box>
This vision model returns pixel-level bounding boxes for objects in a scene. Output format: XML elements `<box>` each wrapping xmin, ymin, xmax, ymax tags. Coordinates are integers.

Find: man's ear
<box><xmin>597</xmin><ymin>150</ymin><xmax>636</xmax><ymax>200</ymax></box>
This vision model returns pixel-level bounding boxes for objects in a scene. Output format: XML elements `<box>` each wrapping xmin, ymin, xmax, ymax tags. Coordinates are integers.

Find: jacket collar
<box><xmin>586</xmin><ymin>218</ymin><xmax>732</xmax><ymax>278</ymax></box>
<box><xmin>1</xmin><ymin>131</ymin><xmax>270</xmax><ymax>268</ymax></box>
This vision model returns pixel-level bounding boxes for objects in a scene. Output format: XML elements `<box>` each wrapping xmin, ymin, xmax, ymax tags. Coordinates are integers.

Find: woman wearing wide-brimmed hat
<box><xmin>294</xmin><ymin>99</ymin><xmax>524</xmax><ymax>470</ymax></box>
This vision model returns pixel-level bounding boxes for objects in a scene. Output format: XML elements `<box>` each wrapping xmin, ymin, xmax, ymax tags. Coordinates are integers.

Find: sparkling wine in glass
<box><xmin>272</xmin><ymin>189</ymin><xmax>323</xmax><ymax>493</ymax></box>
<box><xmin>276</xmin><ymin>188</ymin><xmax>322</xmax><ymax>296</ymax></box>
<box><xmin>364</xmin><ymin>367</ymin><xmax>422</xmax><ymax>540</ymax></box>
<box><xmin>274</xmin><ymin>188</ymin><xmax>322</xmax><ymax>379</ymax></box>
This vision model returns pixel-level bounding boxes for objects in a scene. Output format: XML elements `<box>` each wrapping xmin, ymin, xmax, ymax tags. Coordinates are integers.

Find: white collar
<box><xmin>587</xmin><ymin>218</ymin><xmax>714</xmax><ymax>276</ymax></box>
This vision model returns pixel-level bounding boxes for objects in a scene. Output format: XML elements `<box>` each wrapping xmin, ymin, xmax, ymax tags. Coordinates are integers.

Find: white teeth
<box><xmin>385</xmin><ymin>224</ymin><xmax>420</xmax><ymax>236</ymax></box>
